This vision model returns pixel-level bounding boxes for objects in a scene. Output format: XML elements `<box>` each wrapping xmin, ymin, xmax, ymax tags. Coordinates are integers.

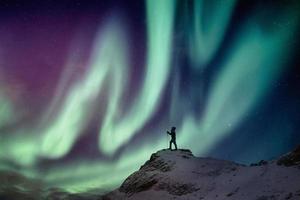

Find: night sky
<box><xmin>0</xmin><ymin>0</ymin><xmax>300</xmax><ymax>192</ymax></box>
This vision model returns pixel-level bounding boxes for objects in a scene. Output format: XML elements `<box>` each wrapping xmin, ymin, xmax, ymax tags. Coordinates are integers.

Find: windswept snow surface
<box><xmin>1</xmin><ymin>148</ymin><xmax>300</xmax><ymax>199</ymax></box>
<box><xmin>104</xmin><ymin>149</ymin><xmax>300</xmax><ymax>200</ymax></box>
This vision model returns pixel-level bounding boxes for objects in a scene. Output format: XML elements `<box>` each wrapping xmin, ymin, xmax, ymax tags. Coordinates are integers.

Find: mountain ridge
<box><xmin>1</xmin><ymin>147</ymin><xmax>300</xmax><ymax>199</ymax></box>
<box><xmin>103</xmin><ymin>148</ymin><xmax>300</xmax><ymax>200</ymax></box>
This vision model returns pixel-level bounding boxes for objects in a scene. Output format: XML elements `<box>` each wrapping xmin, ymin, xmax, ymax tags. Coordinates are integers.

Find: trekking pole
<box><xmin>167</xmin><ymin>131</ymin><xmax>169</xmax><ymax>149</ymax></box>
<box><xmin>166</xmin><ymin>130</ymin><xmax>170</xmax><ymax>150</ymax></box>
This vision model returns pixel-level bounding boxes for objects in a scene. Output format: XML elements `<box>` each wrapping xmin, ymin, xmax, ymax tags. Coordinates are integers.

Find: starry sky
<box><xmin>0</xmin><ymin>0</ymin><xmax>300</xmax><ymax>193</ymax></box>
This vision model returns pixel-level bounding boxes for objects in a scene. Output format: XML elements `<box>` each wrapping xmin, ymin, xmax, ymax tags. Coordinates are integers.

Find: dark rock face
<box><xmin>155</xmin><ymin>182</ymin><xmax>200</xmax><ymax>196</ymax></box>
<box><xmin>119</xmin><ymin>171</ymin><xmax>158</xmax><ymax>195</ymax></box>
<box><xmin>139</xmin><ymin>151</ymin><xmax>176</xmax><ymax>172</ymax></box>
<box><xmin>250</xmin><ymin>160</ymin><xmax>268</xmax><ymax>166</ymax></box>
<box><xmin>119</xmin><ymin>149</ymin><xmax>192</xmax><ymax>196</ymax></box>
<box><xmin>277</xmin><ymin>145</ymin><xmax>300</xmax><ymax>166</ymax></box>
<box><xmin>104</xmin><ymin>149</ymin><xmax>201</xmax><ymax>199</ymax></box>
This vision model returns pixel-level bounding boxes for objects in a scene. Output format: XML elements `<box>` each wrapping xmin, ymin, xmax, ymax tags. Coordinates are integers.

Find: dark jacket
<box><xmin>168</xmin><ymin>130</ymin><xmax>176</xmax><ymax>140</ymax></box>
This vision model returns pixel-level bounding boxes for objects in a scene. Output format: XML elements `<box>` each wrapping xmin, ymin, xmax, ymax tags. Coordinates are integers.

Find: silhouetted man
<box><xmin>167</xmin><ymin>126</ymin><xmax>177</xmax><ymax>150</ymax></box>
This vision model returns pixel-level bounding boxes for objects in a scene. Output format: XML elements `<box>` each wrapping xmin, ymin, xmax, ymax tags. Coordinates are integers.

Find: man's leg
<box><xmin>174</xmin><ymin>141</ymin><xmax>178</xmax><ymax>150</ymax></box>
<box><xmin>169</xmin><ymin>141</ymin><xmax>172</xmax><ymax>150</ymax></box>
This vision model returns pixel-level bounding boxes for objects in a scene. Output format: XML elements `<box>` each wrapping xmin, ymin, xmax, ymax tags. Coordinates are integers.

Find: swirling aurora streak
<box><xmin>0</xmin><ymin>0</ymin><xmax>300</xmax><ymax>192</ymax></box>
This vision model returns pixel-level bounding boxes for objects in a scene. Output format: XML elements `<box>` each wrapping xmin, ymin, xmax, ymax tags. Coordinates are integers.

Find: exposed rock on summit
<box><xmin>104</xmin><ymin>149</ymin><xmax>300</xmax><ymax>200</ymax></box>
<box><xmin>277</xmin><ymin>145</ymin><xmax>300</xmax><ymax>166</ymax></box>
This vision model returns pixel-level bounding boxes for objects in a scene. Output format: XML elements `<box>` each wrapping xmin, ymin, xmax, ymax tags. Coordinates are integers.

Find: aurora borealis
<box><xmin>1</xmin><ymin>0</ymin><xmax>300</xmax><ymax>193</ymax></box>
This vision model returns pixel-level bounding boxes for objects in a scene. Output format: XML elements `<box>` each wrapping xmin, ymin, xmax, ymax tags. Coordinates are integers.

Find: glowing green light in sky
<box><xmin>39</xmin><ymin>18</ymin><xmax>129</xmax><ymax>158</ymax></box>
<box><xmin>189</xmin><ymin>0</ymin><xmax>236</xmax><ymax>67</ymax></box>
<box><xmin>180</xmin><ymin>9</ymin><xmax>299</xmax><ymax>155</ymax></box>
<box><xmin>0</xmin><ymin>0</ymin><xmax>299</xmax><ymax>193</ymax></box>
<box><xmin>99</xmin><ymin>0</ymin><xmax>176</xmax><ymax>155</ymax></box>
<box><xmin>38</xmin><ymin>31</ymin><xmax>88</xmax><ymax>129</ymax></box>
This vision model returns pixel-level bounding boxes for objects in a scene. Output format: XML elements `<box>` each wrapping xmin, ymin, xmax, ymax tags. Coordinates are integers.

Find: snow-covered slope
<box><xmin>103</xmin><ymin>149</ymin><xmax>300</xmax><ymax>200</ymax></box>
<box><xmin>1</xmin><ymin>147</ymin><xmax>300</xmax><ymax>200</ymax></box>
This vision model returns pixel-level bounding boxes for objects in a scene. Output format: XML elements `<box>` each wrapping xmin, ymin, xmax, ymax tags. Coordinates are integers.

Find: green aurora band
<box><xmin>0</xmin><ymin>0</ymin><xmax>299</xmax><ymax>193</ymax></box>
<box><xmin>99</xmin><ymin>0</ymin><xmax>176</xmax><ymax>155</ymax></box>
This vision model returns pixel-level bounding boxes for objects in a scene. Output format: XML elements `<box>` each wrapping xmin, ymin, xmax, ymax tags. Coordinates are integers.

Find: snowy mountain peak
<box><xmin>104</xmin><ymin>148</ymin><xmax>300</xmax><ymax>200</ymax></box>
<box><xmin>1</xmin><ymin>148</ymin><xmax>300</xmax><ymax>200</ymax></box>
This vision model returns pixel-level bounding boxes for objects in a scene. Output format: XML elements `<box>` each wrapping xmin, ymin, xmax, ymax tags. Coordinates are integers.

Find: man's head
<box><xmin>171</xmin><ymin>126</ymin><xmax>176</xmax><ymax>131</ymax></box>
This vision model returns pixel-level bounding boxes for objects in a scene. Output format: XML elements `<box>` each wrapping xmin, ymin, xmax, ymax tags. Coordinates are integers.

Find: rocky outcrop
<box><xmin>103</xmin><ymin>149</ymin><xmax>300</xmax><ymax>200</ymax></box>
<box><xmin>277</xmin><ymin>145</ymin><xmax>300</xmax><ymax>166</ymax></box>
<box><xmin>117</xmin><ymin>150</ymin><xmax>199</xmax><ymax>196</ymax></box>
